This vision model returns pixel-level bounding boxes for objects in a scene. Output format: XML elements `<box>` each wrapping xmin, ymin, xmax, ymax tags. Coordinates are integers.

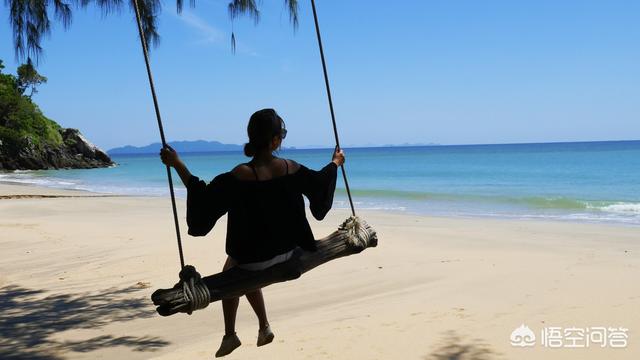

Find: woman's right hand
<box><xmin>160</xmin><ymin>145</ymin><xmax>182</xmax><ymax>168</ymax></box>
<box><xmin>332</xmin><ymin>146</ymin><xmax>345</xmax><ymax>167</ymax></box>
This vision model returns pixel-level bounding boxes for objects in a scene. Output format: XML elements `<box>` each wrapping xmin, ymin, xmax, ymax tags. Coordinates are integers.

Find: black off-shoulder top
<box><xmin>186</xmin><ymin>162</ymin><xmax>338</xmax><ymax>264</ymax></box>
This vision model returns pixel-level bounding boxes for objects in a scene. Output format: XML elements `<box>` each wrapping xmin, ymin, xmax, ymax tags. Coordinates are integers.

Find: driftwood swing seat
<box><xmin>151</xmin><ymin>216</ymin><xmax>377</xmax><ymax>316</ymax></box>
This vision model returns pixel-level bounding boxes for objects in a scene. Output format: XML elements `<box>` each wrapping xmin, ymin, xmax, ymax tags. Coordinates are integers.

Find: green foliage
<box><xmin>0</xmin><ymin>58</ymin><xmax>62</xmax><ymax>155</ymax></box>
<box><xmin>64</xmin><ymin>136</ymin><xmax>77</xmax><ymax>147</ymax></box>
<box><xmin>17</xmin><ymin>59</ymin><xmax>47</xmax><ymax>97</ymax></box>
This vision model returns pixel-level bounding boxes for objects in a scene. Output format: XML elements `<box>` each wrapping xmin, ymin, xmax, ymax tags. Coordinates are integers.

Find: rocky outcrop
<box><xmin>0</xmin><ymin>128</ymin><xmax>114</xmax><ymax>170</ymax></box>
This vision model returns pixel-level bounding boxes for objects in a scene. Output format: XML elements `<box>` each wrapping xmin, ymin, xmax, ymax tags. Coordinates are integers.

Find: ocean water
<box><xmin>2</xmin><ymin>141</ymin><xmax>640</xmax><ymax>225</ymax></box>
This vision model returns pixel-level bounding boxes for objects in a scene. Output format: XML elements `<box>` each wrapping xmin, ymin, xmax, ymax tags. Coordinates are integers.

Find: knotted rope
<box><xmin>177</xmin><ymin>265</ymin><xmax>211</xmax><ymax>314</ymax></box>
<box><xmin>339</xmin><ymin>216</ymin><xmax>377</xmax><ymax>250</ymax></box>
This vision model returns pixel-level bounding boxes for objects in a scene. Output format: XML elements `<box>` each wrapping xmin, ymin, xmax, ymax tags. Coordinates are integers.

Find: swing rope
<box><xmin>310</xmin><ymin>0</ymin><xmax>357</xmax><ymax>217</ymax></box>
<box><xmin>132</xmin><ymin>0</ymin><xmax>186</xmax><ymax>269</ymax></box>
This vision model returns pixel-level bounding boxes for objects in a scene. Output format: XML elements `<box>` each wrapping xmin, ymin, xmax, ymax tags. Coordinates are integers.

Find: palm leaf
<box><xmin>285</xmin><ymin>0</ymin><xmax>298</xmax><ymax>29</ymax></box>
<box><xmin>130</xmin><ymin>0</ymin><xmax>161</xmax><ymax>50</ymax></box>
<box><xmin>175</xmin><ymin>0</ymin><xmax>195</xmax><ymax>15</ymax></box>
<box><xmin>227</xmin><ymin>0</ymin><xmax>298</xmax><ymax>53</ymax></box>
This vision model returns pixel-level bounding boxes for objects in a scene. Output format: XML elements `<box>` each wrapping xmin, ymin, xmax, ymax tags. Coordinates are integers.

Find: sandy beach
<box><xmin>1</xmin><ymin>182</ymin><xmax>638</xmax><ymax>359</ymax></box>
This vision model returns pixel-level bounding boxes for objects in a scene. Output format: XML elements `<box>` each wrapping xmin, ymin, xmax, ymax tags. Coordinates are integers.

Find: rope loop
<box><xmin>339</xmin><ymin>216</ymin><xmax>376</xmax><ymax>250</ymax></box>
<box><xmin>178</xmin><ymin>265</ymin><xmax>211</xmax><ymax>314</ymax></box>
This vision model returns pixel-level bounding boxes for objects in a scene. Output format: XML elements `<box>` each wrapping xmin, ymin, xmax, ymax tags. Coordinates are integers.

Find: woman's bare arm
<box><xmin>159</xmin><ymin>145</ymin><xmax>192</xmax><ymax>186</ymax></box>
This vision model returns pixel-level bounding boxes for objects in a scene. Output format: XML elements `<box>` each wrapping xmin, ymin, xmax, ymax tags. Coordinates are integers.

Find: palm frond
<box><xmin>175</xmin><ymin>0</ymin><xmax>195</xmax><ymax>15</ymax></box>
<box><xmin>231</xmin><ymin>32</ymin><xmax>236</xmax><ymax>53</ymax></box>
<box><xmin>284</xmin><ymin>0</ymin><xmax>298</xmax><ymax>29</ymax></box>
<box><xmin>226</xmin><ymin>1</ymin><xmax>298</xmax><ymax>28</ymax></box>
<box><xmin>95</xmin><ymin>0</ymin><xmax>124</xmax><ymax>15</ymax></box>
<box><xmin>4</xmin><ymin>0</ymin><xmax>299</xmax><ymax>62</ymax></box>
<box><xmin>7</xmin><ymin>0</ymin><xmax>51</xmax><ymax>63</ymax></box>
<box><xmin>6</xmin><ymin>0</ymin><xmax>162</xmax><ymax>62</ymax></box>
<box><xmin>226</xmin><ymin>0</ymin><xmax>298</xmax><ymax>53</ymax></box>
<box><xmin>53</xmin><ymin>0</ymin><xmax>72</xmax><ymax>28</ymax></box>
<box><xmin>227</xmin><ymin>0</ymin><xmax>259</xmax><ymax>23</ymax></box>
<box><xmin>227</xmin><ymin>0</ymin><xmax>258</xmax><ymax>54</ymax></box>
<box><xmin>130</xmin><ymin>0</ymin><xmax>161</xmax><ymax>51</ymax></box>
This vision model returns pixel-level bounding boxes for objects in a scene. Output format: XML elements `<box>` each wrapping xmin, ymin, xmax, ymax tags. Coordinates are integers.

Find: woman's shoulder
<box><xmin>231</xmin><ymin>163</ymin><xmax>255</xmax><ymax>181</ymax></box>
<box><xmin>228</xmin><ymin>159</ymin><xmax>306</xmax><ymax>182</ymax></box>
<box><xmin>283</xmin><ymin>159</ymin><xmax>302</xmax><ymax>174</ymax></box>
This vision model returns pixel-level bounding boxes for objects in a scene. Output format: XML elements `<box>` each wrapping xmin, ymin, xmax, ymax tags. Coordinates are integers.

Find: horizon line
<box><xmin>107</xmin><ymin>139</ymin><xmax>640</xmax><ymax>154</ymax></box>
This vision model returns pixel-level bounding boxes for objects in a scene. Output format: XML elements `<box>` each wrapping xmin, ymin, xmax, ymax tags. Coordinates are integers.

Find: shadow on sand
<box><xmin>425</xmin><ymin>331</ymin><xmax>501</xmax><ymax>360</ymax></box>
<box><xmin>0</xmin><ymin>284</ymin><xmax>169</xmax><ymax>359</ymax></box>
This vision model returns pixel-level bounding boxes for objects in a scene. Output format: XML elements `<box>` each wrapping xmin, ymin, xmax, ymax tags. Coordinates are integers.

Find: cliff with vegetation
<box><xmin>0</xmin><ymin>59</ymin><xmax>113</xmax><ymax>170</ymax></box>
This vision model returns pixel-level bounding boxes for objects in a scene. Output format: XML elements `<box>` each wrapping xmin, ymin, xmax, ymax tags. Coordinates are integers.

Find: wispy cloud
<box><xmin>176</xmin><ymin>11</ymin><xmax>225</xmax><ymax>45</ymax></box>
<box><xmin>173</xmin><ymin>11</ymin><xmax>259</xmax><ymax>56</ymax></box>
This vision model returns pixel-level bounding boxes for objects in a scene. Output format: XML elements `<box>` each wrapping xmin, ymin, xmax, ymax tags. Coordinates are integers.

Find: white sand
<box><xmin>1</xmin><ymin>182</ymin><xmax>639</xmax><ymax>359</ymax></box>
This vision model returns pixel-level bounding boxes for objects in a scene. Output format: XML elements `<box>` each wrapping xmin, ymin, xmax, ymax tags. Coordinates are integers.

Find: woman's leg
<box><xmin>221</xmin><ymin>256</ymin><xmax>239</xmax><ymax>335</ymax></box>
<box><xmin>245</xmin><ymin>289</ymin><xmax>269</xmax><ymax>330</ymax></box>
<box><xmin>221</xmin><ymin>257</ymin><xmax>269</xmax><ymax>332</ymax></box>
<box><xmin>216</xmin><ymin>256</ymin><xmax>242</xmax><ymax>357</ymax></box>
<box><xmin>246</xmin><ymin>288</ymin><xmax>274</xmax><ymax>346</ymax></box>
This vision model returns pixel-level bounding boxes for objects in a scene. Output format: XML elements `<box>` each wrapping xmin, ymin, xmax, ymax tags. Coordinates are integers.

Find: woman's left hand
<box><xmin>160</xmin><ymin>145</ymin><xmax>182</xmax><ymax>168</ymax></box>
<box><xmin>331</xmin><ymin>146</ymin><xmax>345</xmax><ymax>167</ymax></box>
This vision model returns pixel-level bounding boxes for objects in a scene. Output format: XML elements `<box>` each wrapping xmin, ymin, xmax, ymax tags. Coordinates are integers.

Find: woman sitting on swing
<box><xmin>160</xmin><ymin>108</ymin><xmax>345</xmax><ymax>357</ymax></box>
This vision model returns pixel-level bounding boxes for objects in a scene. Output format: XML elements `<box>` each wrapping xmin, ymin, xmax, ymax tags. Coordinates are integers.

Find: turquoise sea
<box><xmin>2</xmin><ymin>141</ymin><xmax>639</xmax><ymax>225</ymax></box>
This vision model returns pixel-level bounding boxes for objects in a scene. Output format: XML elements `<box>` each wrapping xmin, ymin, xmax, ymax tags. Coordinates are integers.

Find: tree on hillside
<box><xmin>17</xmin><ymin>59</ymin><xmax>48</xmax><ymax>98</ymax></box>
<box><xmin>0</xmin><ymin>59</ymin><xmax>18</xmax><ymax>126</ymax></box>
<box><xmin>5</xmin><ymin>0</ymin><xmax>298</xmax><ymax>64</ymax></box>
<box><xmin>0</xmin><ymin>58</ymin><xmax>61</xmax><ymax>145</ymax></box>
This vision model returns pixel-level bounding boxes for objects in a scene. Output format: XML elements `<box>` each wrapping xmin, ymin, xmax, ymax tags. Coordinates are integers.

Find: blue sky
<box><xmin>1</xmin><ymin>0</ymin><xmax>639</xmax><ymax>150</ymax></box>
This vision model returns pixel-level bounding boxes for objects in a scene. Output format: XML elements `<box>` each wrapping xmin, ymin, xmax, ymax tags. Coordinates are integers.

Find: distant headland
<box><xmin>0</xmin><ymin>59</ymin><xmax>113</xmax><ymax>171</ymax></box>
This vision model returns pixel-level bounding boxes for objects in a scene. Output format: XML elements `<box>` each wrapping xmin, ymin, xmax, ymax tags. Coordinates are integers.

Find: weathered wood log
<box><xmin>151</xmin><ymin>216</ymin><xmax>377</xmax><ymax>316</ymax></box>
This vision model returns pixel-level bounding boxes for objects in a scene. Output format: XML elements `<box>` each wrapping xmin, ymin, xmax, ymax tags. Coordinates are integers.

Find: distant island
<box><xmin>108</xmin><ymin>141</ymin><xmax>441</xmax><ymax>154</ymax></box>
<box><xmin>0</xmin><ymin>59</ymin><xmax>113</xmax><ymax>170</ymax></box>
<box><xmin>108</xmin><ymin>140</ymin><xmax>244</xmax><ymax>155</ymax></box>
<box><xmin>109</xmin><ymin>141</ymin><xmax>310</xmax><ymax>154</ymax></box>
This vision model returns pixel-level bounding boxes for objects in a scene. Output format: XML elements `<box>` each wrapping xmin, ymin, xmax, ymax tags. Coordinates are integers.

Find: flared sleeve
<box><xmin>297</xmin><ymin>162</ymin><xmax>338</xmax><ymax>220</ymax></box>
<box><xmin>186</xmin><ymin>172</ymin><xmax>233</xmax><ymax>236</ymax></box>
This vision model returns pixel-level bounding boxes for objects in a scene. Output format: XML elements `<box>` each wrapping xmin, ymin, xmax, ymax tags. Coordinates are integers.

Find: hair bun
<box><xmin>243</xmin><ymin>142</ymin><xmax>256</xmax><ymax>157</ymax></box>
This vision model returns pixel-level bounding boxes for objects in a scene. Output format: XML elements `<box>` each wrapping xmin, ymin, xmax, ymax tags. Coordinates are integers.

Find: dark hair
<box><xmin>243</xmin><ymin>108</ymin><xmax>286</xmax><ymax>157</ymax></box>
